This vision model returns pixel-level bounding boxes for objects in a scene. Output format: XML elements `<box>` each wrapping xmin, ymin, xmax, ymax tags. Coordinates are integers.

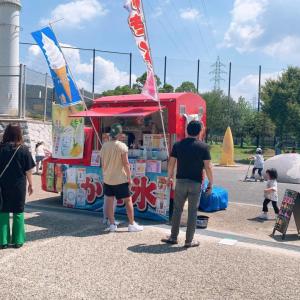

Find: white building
<box><xmin>0</xmin><ymin>0</ymin><xmax>21</xmax><ymax>116</ymax></box>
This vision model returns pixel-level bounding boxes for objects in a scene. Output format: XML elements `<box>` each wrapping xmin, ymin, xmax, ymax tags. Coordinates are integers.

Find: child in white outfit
<box><xmin>251</xmin><ymin>147</ymin><xmax>264</xmax><ymax>181</ymax></box>
<box><xmin>259</xmin><ymin>168</ymin><xmax>279</xmax><ymax>220</ymax></box>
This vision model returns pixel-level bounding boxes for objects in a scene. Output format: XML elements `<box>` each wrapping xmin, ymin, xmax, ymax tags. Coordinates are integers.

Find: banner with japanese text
<box><xmin>125</xmin><ymin>0</ymin><xmax>158</xmax><ymax>101</ymax></box>
<box><xmin>62</xmin><ymin>165</ymin><xmax>170</xmax><ymax>221</ymax></box>
<box><xmin>31</xmin><ymin>27</ymin><xmax>81</xmax><ymax>106</ymax></box>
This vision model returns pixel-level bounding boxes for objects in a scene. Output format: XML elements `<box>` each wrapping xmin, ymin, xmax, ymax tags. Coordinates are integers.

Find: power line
<box><xmin>209</xmin><ymin>56</ymin><xmax>226</xmax><ymax>91</ymax></box>
<box><xmin>169</xmin><ymin>0</ymin><xmax>203</xmax><ymax>58</ymax></box>
<box><xmin>146</xmin><ymin>0</ymin><xmax>192</xmax><ymax>59</ymax></box>
<box><xmin>199</xmin><ymin>0</ymin><xmax>218</xmax><ymax>55</ymax></box>
<box><xmin>187</xmin><ymin>0</ymin><xmax>211</xmax><ymax>59</ymax></box>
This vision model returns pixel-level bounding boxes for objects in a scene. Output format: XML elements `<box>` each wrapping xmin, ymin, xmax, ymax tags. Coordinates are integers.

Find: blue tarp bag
<box><xmin>199</xmin><ymin>183</ymin><xmax>228</xmax><ymax>212</ymax></box>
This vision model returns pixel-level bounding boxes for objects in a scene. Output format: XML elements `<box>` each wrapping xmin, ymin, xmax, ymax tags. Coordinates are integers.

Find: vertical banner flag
<box><xmin>125</xmin><ymin>0</ymin><xmax>158</xmax><ymax>101</ymax></box>
<box><xmin>52</xmin><ymin>102</ymin><xmax>85</xmax><ymax>159</ymax></box>
<box><xmin>31</xmin><ymin>27</ymin><xmax>81</xmax><ymax>106</ymax></box>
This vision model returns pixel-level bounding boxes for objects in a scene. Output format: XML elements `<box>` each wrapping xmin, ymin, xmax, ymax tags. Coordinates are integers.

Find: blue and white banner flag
<box><xmin>31</xmin><ymin>27</ymin><xmax>81</xmax><ymax>106</ymax></box>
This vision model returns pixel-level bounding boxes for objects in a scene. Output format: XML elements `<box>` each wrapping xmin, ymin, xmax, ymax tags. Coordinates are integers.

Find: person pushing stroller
<box><xmin>249</xmin><ymin>147</ymin><xmax>264</xmax><ymax>181</ymax></box>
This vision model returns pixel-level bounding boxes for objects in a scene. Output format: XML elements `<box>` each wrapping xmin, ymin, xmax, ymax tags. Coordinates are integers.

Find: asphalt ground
<box><xmin>0</xmin><ymin>206</ymin><xmax>299</xmax><ymax>300</ymax></box>
<box><xmin>213</xmin><ymin>165</ymin><xmax>300</xmax><ymax>206</ymax></box>
<box><xmin>0</xmin><ymin>166</ymin><xmax>299</xmax><ymax>299</ymax></box>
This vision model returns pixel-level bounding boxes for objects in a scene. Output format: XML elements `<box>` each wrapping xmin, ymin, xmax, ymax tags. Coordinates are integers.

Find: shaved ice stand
<box><xmin>41</xmin><ymin>92</ymin><xmax>207</xmax><ymax>221</ymax></box>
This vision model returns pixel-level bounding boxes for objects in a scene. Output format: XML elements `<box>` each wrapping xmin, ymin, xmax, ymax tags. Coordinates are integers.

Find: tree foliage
<box><xmin>132</xmin><ymin>72</ymin><xmax>161</xmax><ymax>91</ymax></box>
<box><xmin>175</xmin><ymin>81</ymin><xmax>197</xmax><ymax>93</ymax></box>
<box><xmin>201</xmin><ymin>91</ymin><xmax>271</xmax><ymax>146</ymax></box>
<box><xmin>261</xmin><ymin>66</ymin><xmax>300</xmax><ymax>140</ymax></box>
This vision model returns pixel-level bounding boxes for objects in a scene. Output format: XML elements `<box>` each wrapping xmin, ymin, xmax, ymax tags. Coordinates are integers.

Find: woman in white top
<box><xmin>35</xmin><ymin>142</ymin><xmax>45</xmax><ymax>174</ymax></box>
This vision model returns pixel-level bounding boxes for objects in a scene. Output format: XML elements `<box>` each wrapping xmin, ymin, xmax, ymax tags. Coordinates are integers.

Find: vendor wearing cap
<box><xmin>100</xmin><ymin>123</ymin><xmax>143</xmax><ymax>233</ymax></box>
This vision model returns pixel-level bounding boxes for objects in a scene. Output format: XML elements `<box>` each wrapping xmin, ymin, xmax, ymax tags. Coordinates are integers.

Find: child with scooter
<box><xmin>249</xmin><ymin>147</ymin><xmax>264</xmax><ymax>181</ymax></box>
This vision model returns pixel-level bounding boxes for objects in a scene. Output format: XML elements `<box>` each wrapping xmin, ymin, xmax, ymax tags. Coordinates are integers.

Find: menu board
<box><xmin>155</xmin><ymin>176</ymin><xmax>170</xmax><ymax>216</ymax></box>
<box><xmin>135</xmin><ymin>160</ymin><xmax>146</xmax><ymax>177</ymax></box>
<box><xmin>272</xmin><ymin>189</ymin><xmax>300</xmax><ymax>239</ymax></box>
<box><xmin>146</xmin><ymin>160</ymin><xmax>161</xmax><ymax>173</ymax></box>
<box><xmin>91</xmin><ymin>150</ymin><xmax>101</xmax><ymax>166</ymax></box>
<box><xmin>143</xmin><ymin>134</ymin><xmax>169</xmax><ymax>149</ymax></box>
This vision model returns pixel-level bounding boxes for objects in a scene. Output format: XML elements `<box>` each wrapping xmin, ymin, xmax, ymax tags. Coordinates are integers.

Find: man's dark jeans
<box><xmin>171</xmin><ymin>179</ymin><xmax>202</xmax><ymax>243</ymax></box>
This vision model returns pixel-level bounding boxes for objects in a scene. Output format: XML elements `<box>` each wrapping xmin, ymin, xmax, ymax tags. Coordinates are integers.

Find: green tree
<box><xmin>261</xmin><ymin>66</ymin><xmax>300</xmax><ymax>140</ymax></box>
<box><xmin>250</xmin><ymin>112</ymin><xmax>276</xmax><ymax>147</ymax></box>
<box><xmin>202</xmin><ymin>91</ymin><xmax>258</xmax><ymax>146</ymax></box>
<box><xmin>159</xmin><ymin>83</ymin><xmax>174</xmax><ymax>93</ymax></box>
<box><xmin>175</xmin><ymin>81</ymin><xmax>197</xmax><ymax>93</ymax></box>
<box><xmin>101</xmin><ymin>85</ymin><xmax>139</xmax><ymax>96</ymax></box>
<box><xmin>132</xmin><ymin>72</ymin><xmax>161</xmax><ymax>91</ymax></box>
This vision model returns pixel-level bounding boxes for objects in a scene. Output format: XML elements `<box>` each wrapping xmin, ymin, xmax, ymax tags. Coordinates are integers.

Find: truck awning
<box><xmin>70</xmin><ymin>106</ymin><xmax>163</xmax><ymax>118</ymax></box>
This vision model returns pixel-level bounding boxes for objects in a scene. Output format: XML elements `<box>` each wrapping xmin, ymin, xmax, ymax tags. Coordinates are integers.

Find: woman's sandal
<box><xmin>0</xmin><ymin>245</ymin><xmax>8</xmax><ymax>250</ymax></box>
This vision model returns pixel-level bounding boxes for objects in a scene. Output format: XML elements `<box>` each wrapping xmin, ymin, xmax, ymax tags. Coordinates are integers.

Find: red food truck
<box><xmin>42</xmin><ymin>92</ymin><xmax>206</xmax><ymax>221</ymax></box>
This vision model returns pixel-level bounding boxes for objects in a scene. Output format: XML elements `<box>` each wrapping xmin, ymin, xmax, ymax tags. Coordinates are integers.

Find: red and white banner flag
<box><xmin>125</xmin><ymin>0</ymin><xmax>158</xmax><ymax>101</ymax></box>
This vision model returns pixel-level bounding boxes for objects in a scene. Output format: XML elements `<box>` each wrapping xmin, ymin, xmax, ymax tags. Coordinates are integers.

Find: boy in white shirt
<box><xmin>259</xmin><ymin>168</ymin><xmax>279</xmax><ymax>220</ymax></box>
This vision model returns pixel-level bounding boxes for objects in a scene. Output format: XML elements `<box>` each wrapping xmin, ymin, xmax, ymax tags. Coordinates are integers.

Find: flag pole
<box><xmin>140</xmin><ymin>1</ymin><xmax>169</xmax><ymax>158</ymax></box>
<box><xmin>49</xmin><ymin>24</ymin><xmax>102</xmax><ymax>146</ymax></box>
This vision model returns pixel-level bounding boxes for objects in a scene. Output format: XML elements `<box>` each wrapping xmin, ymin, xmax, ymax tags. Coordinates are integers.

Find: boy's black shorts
<box><xmin>103</xmin><ymin>182</ymin><xmax>130</xmax><ymax>200</ymax></box>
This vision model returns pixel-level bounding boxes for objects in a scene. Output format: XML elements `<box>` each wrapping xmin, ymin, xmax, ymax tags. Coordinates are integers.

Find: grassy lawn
<box><xmin>209</xmin><ymin>144</ymin><xmax>275</xmax><ymax>164</ymax></box>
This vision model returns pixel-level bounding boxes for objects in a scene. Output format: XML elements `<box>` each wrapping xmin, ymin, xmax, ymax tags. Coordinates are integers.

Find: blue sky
<box><xmin>20</xmin><ymin>0</ymin><xmax>300</xmax><ymax>103</ymax></box>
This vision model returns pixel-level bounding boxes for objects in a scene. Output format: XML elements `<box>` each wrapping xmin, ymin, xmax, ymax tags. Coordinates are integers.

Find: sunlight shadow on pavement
<box><xmin>127</xmin><ymin>243</ymin><xmax>187</xmax><ymax>254</ymax></box>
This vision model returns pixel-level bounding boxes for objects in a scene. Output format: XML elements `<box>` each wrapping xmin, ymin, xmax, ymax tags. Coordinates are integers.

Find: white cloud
<box><xmin>223</xmin><ymin>0</ymin><xmax>300</xmax><ymax>61</ymax></box>
<box><xmin>223</xmin><ymin>0</ymin><xmax>269</xmax><ymax>52</ymax></box>
<box><xmin>40</xmin><ymin>0</ymin><xmax>108</xmax><ymax>29</ymax></box>
<box><xmin>264</xmin><ymin>36</ymin><xmax>300</xmax><ymax>61</ymax></box>
<box><xmin>180</xmin><ymin>8</ymin><xmax>201</xmax><ymax>21</ymax></box>
<box><xmin>151</xmin><ymin>0</ymin><xmax>170</xmax><ymax>18</ymax></box>
<box><xmin>27</xmin><ymin>44</ymin><xmax>136</xmax><ymax>93</ymax></box>
<box><xmin>231</xmin><ymin>72</ymin><xmax>281</xmax><ymax>101</ymax></box>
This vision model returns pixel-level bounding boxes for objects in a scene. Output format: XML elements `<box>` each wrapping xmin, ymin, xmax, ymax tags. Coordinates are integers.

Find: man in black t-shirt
<box><xmin>162</xmin><ymin>120</ymin><xmax>213</xmax><ymax>248</ymax></box>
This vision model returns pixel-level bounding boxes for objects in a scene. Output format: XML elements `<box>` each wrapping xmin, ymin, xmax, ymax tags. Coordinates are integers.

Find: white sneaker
<box><xmin>128</xmin><ymin>222</ymin><xmax>144</xmax><ymax>232</ymax></box>
<box><xmin>258</xmin><ymin>213</ymin><xmax>269</xmax><ymax>220</ymax></box>
<box><xmin>103</xmin><ymin>218</ymin><xmax>121</xmax><ymax>226</ymax></box>
<box><xmin>109</xmin><ymin>224</ymin><xmax>117</xmax><ymax>232</ymax></box>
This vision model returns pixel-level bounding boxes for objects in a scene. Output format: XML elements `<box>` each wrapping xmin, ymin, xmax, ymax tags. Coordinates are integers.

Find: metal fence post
<box><xmin>163</xmin><ymin>56</ymin><xmax>167</xmax><ymax>86</ymax></box>
<box><xmin>22</xmin><ymin>65</ymin><xmax>27</xmax><ymax>119</ymax></box>
<box><xmin>129</xmin><ymin>53</ymin><xmax>132</xmax><ymax>88</ymax></box>
<box><xmin>196</xmin><ymin>59</ymin><xmax>200</xmax><ymax>93</ymax></box>
<box><xmin>18</xmin><ymin>64</ymin><xmax>23</xmax><ymax>118</ymax></box>
<box><xmin>43</xmin><ymin>73</ymin><xmax>48</xmax><ymax>122</ymax></box>
<box><xmin>92</xmin><ymin>48</ymin><xmax>96</xmax><ymax>99</ymax></box>
<box><xmin>228</xmin><ymin>61</ymin><xmax>232</xmax><ymax>101</ymax></box>
<box><xmin>257</xmin><ymin>65</ymin><xmax>262</xmax><ymax>147</ymax></box>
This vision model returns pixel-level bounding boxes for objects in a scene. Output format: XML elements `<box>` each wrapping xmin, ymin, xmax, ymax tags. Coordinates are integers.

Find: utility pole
<box><xmin>209</xmin><ymin>56</ymin><xmax>226</xmax><ymax>91</ymax></box>
<box><xmin>129</xmin><ymin>53</ymin><xmax>132</xmax><ymax>88</ymax></box>
<box><xmin>258</xmin><ymin>65</ymin><xmax>261</xmax><ymax>112</ymax></box>
<box><xmin>92</xmin><ymin>48</ymin><xmax>96</xmax><ymax>99</ymax></box>
<box><xmin>196</xmin><ymin>59</ymin><xmax>200</xmax><ymax>93</ymax></box>
<box><xmin>227</xmin><ymin>62</ymin><xmax>232</xmax><ymax>100</ymax></box>
<box><xmin>257</xmin><ymin>65</ymin><xmax>262</xmax><ymax>147</ymax></box>
<box><xmin>163</xmin><ymin>56</ymin><xmax>167</xmax><ymax>86</ymax></box>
